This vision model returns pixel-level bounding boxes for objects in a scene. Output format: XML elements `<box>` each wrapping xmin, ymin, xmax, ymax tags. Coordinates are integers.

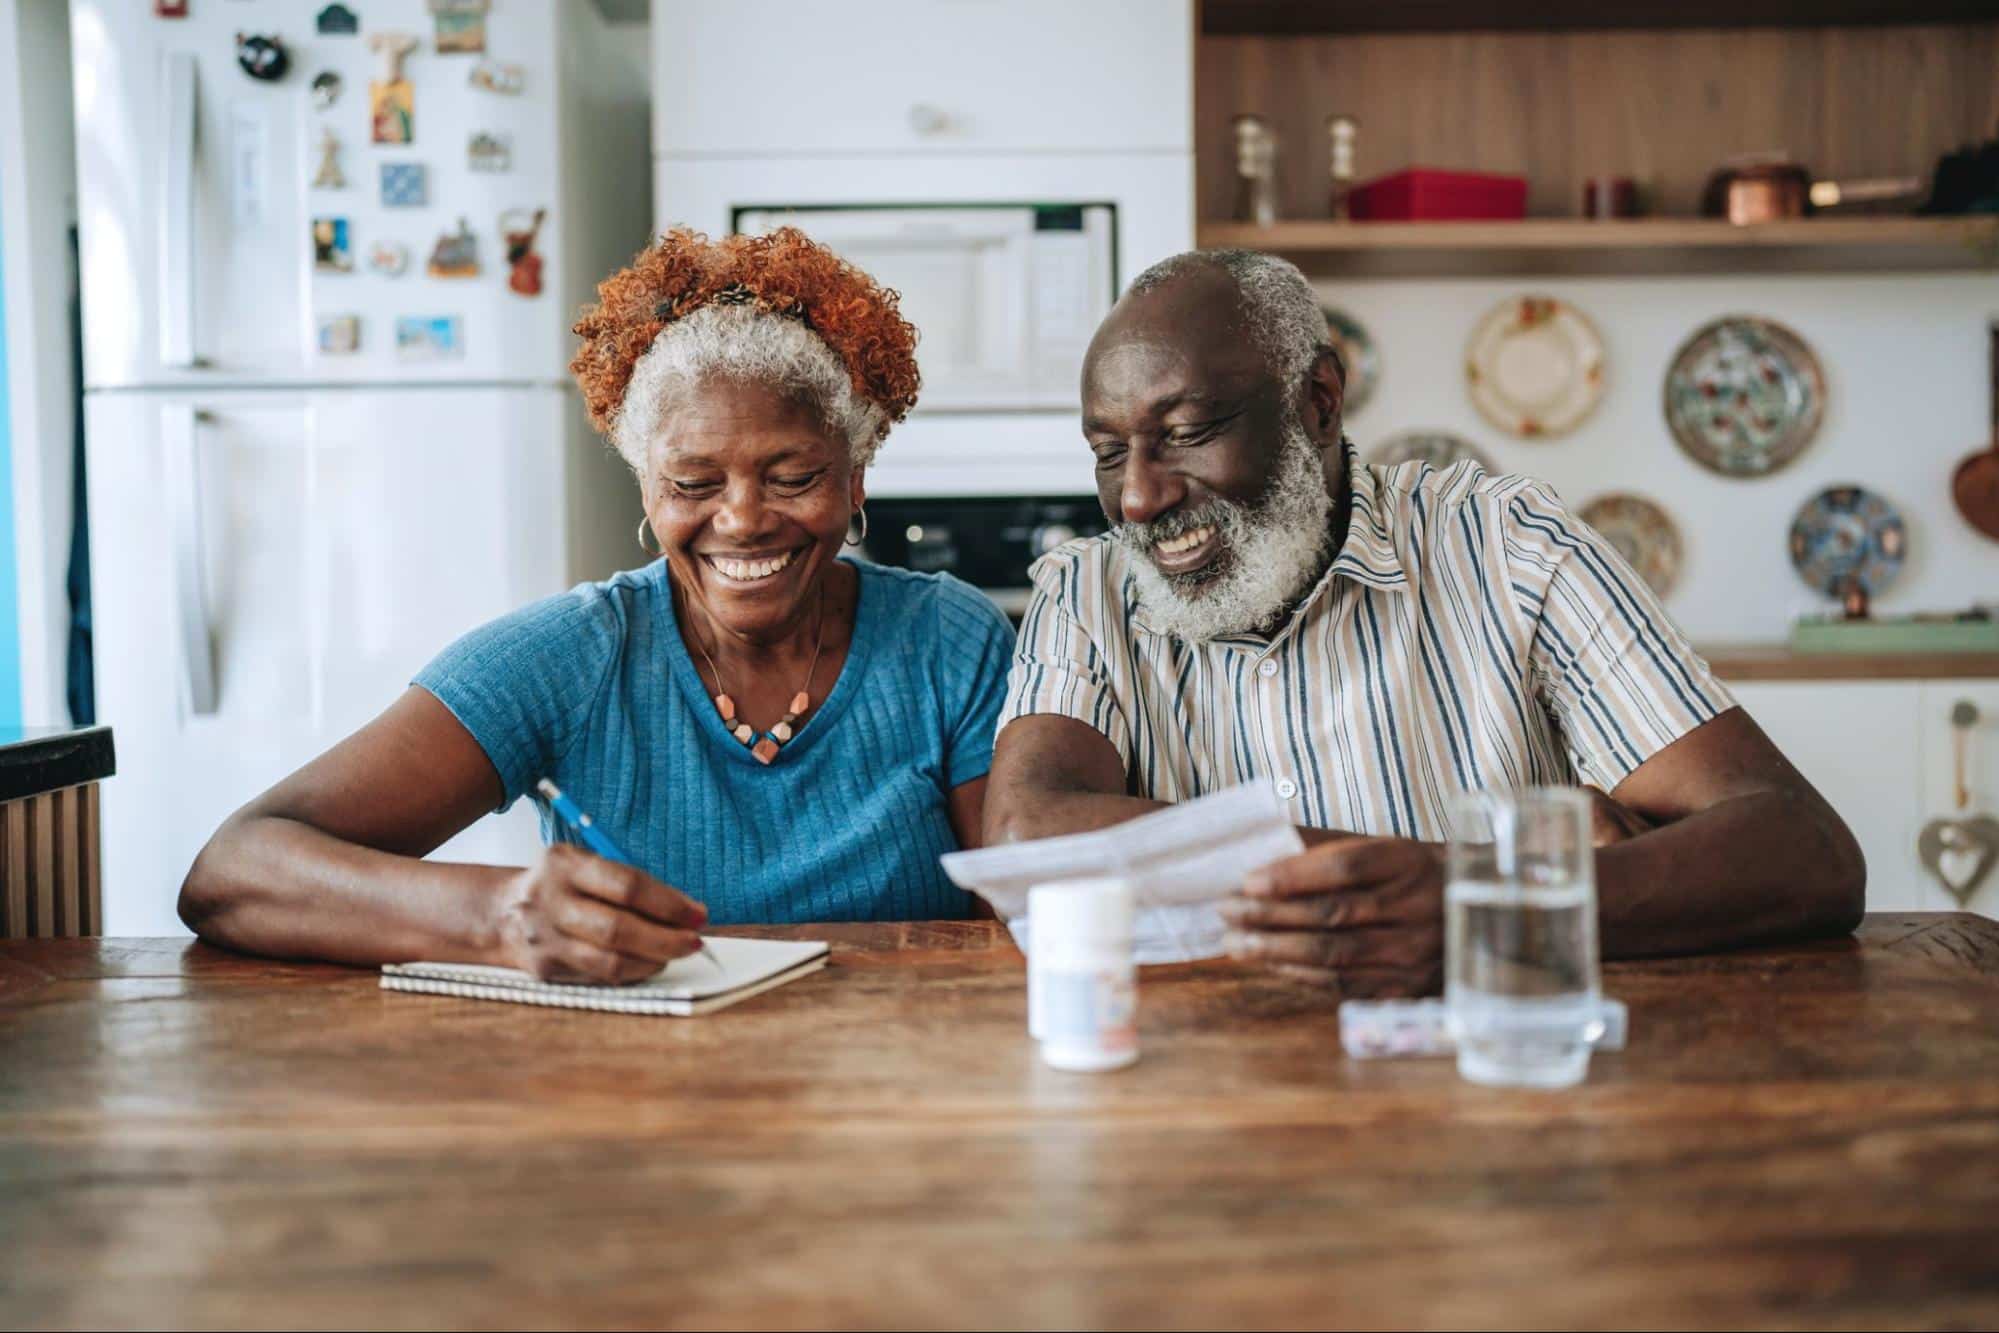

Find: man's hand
<box><xmin>1219</xmin><ymin>837</ymin><xmax>1447</xmax><ymax>997</ymax></box>
<box><xmin>1584</xmin><ymin>785</ymin><xmax>1654</xmax><ymax>846</ymax></box>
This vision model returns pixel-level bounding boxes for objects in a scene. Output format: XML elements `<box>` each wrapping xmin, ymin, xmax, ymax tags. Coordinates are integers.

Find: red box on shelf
<box><xmin>1348</xmin><ymin>169</ymin><xmax>1529</xmax><ymax>221</ymax></box>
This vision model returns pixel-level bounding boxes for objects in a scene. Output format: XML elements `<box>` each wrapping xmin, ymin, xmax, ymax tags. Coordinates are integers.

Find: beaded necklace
<box><xmin>689</xmin><ymin>585</ymin><xmax>827</xmax><ymax>766</ymax></box>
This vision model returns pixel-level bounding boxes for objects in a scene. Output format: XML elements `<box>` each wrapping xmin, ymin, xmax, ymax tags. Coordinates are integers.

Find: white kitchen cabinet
<box><xmin>653</xmin><ymin>1</ymin><xmax>1192</xmax><ymax>157</ymax></box>
<box><xmin>1729</xmin><ymin>679</ymin><xmax>1998</xmax><ymax>918</ymax></box>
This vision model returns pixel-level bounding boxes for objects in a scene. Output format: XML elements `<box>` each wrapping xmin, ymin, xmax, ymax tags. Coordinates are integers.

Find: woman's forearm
<box><xmin>179</xmin><ymin>815</ymin><xmax>518</xmax><ymax>967</ymax></box>
<box><xmin>1596</xmin><ymin>788</ymin><xmax>1865</xmax><ymax>959</ymax></box>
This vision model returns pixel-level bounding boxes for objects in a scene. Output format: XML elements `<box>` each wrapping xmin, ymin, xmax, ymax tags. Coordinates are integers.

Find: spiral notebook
<box><xmin>380</xmin><ymin>936</ymin><xmax>829</xmax><ymax>1016</ymax></box>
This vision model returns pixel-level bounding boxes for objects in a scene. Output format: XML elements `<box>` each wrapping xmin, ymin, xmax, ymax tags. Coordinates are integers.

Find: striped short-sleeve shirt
<box><xmin>1000</xmin><ymin>452</ymin><xmax>1736</xmax><ymax>844</ymax></box>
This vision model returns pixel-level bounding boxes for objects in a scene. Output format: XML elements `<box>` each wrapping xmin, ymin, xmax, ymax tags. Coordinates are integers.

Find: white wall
<box><xmin>0</xmin><ymin>0</ymin><xmax>77</xmax><ymax>726</ymax></box>
<box><xmin>1321</xmin><ymin>271</ymin><xmax>1999</xmax><ymax>643</ymax></box>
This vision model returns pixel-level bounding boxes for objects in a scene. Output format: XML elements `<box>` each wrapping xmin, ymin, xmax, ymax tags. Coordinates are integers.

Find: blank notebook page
<box><xmin>380</xmin><ymin>936</ymin><xmax>829</xmax><ymax>1015</ymax></box>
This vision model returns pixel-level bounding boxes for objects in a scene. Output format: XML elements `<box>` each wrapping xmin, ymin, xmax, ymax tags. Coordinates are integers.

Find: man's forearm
<box><xmin>1595</xmin><ymin>788</ymin><xmax>1864</xmax><ymax>958</ymax></box>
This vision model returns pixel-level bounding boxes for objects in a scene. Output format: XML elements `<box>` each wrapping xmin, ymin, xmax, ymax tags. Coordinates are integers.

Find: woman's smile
<box><xmin>701</xmin><ymin>545</ymin><xmax>808</xmax><ymax>588</ymax></box>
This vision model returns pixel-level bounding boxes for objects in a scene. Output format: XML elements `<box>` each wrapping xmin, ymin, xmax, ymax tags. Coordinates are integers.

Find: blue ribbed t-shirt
<box><xmin>413</xmin><ymin>558</ymin><xmax>1014</xmax><ymax>923</ymax></box>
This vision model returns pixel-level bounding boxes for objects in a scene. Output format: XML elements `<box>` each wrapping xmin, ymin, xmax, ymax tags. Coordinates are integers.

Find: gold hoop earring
<box><xmin>845</xmin><ymin>505</ymin><xmax>869</xmax><ymax>547</ymax></box>
<box><xmin>636</xmin><ymin>514</ymin><xmax>659</xmax><ymax>555</ymax></box>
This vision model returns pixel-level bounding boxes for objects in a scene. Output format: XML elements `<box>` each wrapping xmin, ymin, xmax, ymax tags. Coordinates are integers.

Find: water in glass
<box><xmin>1445</xmin><ymin>787</ymin><xmax>1604</xmax><ymax>1088</ymax></box>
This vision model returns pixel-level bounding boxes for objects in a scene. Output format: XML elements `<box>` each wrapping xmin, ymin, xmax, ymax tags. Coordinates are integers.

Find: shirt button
<box><xmin>1258</xmin><ymin>659</ymin><xmax>1279</xmax><ymax>678</ymax></box>
<box><xmin>1276</xmin><ymin>779</ymin><xmax>1299</xmax><ymax>800</ymax></box>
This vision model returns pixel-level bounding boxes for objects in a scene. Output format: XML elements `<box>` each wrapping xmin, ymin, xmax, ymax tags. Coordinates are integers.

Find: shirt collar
<box><xmin>1124</xmin><ymin>445</ymin><xmax>1412</xmax><ymax>643</ymax></box>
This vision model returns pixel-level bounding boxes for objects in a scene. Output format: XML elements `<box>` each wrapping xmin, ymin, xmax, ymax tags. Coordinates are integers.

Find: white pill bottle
<box><xmin>1027</xmin><ymin>877</ymin><xmax>1138</xmax><ymax>1072</ymax></box>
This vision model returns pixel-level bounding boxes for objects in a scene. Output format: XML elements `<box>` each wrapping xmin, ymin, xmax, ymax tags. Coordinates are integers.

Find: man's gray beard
<box><xmin>1113</xmin><ymin>419</ymin><xmax>1336</xmax><ymax>644</ymax></box>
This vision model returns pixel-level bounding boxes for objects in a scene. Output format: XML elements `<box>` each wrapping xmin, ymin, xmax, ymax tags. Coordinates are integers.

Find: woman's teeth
<box><xmin>1155</xmin><ymin>525</ymin><xmax>1216</xmax><ymax>555</ymax></box>
<box><xmin>710</xmin><ymin>550</ymin><xmax>797</xmax><ymax>582</ymax></box>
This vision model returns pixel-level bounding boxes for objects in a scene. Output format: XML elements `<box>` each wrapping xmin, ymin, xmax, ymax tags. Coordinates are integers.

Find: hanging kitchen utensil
<box><xmin>1950</xmin><ymin>321</ymin><xmax>1999</xmax><ymax>541</ymax></box>
<box><xmin>1917</xmin><ymin>700</ymin><xmax>1999</xmax><ymax>906</ymax></box>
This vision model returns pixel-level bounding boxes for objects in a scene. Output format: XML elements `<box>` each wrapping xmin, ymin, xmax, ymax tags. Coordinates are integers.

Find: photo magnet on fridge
<box><xmin>380</xmin><ymin>162</ymin><xmax>428</xmax><ymax>208</ymax></box>
<box><xmin>468</xmin><ymin>60</ymin><xmax>524</xmax><ymax>95</ymax></box>
<box><xmin>429</xmin><ymin>0</ymin><xmax>489</xmax><ymax>55</ymax></box>
<box><xmin>154</xmin><ymin>0</ymin><xmax>189</xmax><ymax>18</ymax></box>
<box><xmin>367</xmin><ymin>32</ymin><xmax>418</xmax><ymax>144</ymax></box>
<box><xmin>312</xmin><ymin>217</ymin><xmax>354</xmax><ymax>272</ymax></box>
<box><xmin>396</xmin><ymin>316</ymin><xmax>462</xmax><ymax>361</ymax></box>
<box><xmin>311</xmin><ymin>69</ymin><xmax>343</xmax><ymax>111</ymax></box>
<box><xmin>317</xmin><ymin>315</ymin><xmax>361</xmax><ymax>355</ymax></box>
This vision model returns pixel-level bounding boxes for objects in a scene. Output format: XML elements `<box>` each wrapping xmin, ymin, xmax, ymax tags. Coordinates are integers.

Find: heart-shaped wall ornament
<box><xmin>1917</xmin><ymin>815</ymin><xmax>1999</xmax><ymax>906</ymax></box>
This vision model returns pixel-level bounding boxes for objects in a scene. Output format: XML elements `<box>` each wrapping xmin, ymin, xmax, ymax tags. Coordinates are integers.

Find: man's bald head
<box><xmin>1111</xmin><ymin>249</ymin><xmax>1339</xmax><ymax>388</ymax></box>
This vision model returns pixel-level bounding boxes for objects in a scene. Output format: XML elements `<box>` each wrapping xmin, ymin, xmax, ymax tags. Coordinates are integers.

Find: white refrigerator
<box><xmin>70</xmin><ymin>0</ymin><xmax>649</xmax><ymax>934</ymax></box>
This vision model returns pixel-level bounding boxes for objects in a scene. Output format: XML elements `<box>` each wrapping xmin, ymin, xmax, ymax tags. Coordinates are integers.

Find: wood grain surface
<box><xmin>3</xmin><ymin>915</ymin><xmax>1998</xmax><ymax>1331</ymax></box>
<box><xmin>1196</xmin><ymin>24</ymin><xmax>1999</xmax><ymax>225</ymax></box>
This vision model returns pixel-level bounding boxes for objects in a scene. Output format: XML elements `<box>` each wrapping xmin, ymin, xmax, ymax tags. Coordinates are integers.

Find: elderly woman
<box><xmin>180</xmin><ymin>228</ymin><xmax>1013</xmax><ymax>981</ymax></box>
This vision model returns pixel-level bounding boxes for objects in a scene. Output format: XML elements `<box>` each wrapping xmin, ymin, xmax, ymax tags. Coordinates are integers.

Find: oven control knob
<box><xmin>1032</xmin><ymin>524</ymin><xmax>1078</xmax><ymax>555</ymax></box>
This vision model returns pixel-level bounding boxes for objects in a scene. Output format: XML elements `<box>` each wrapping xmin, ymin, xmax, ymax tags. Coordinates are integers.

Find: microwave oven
<box><xmin>731</xmin><ymin>203</ymin><xmax>1117</xmax><ymax>413</ymax></box>
<box><xmin>858</xmin><ymin>494</ymin><xmax>1110</xmax><ymax>619</ymax></box>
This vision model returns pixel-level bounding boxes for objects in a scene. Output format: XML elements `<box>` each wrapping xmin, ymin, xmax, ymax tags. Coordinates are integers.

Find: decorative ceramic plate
<box><xmin>1465</xmin><ymin>295</ymin><xmax>1606</xmax><ymax>438</ymax></box>
<box><xmin>1664</xmin><ymin>316</ymin><xmax>1826</xmax><ymax>477</ymax></box>
<box><xmin>1321</xmin><ymin>305</ymin><xmax>1378</xmax><ymax>415</ymax></box>
<box><xmin>1367</xmin><ymin>429</ymin><xmax>1491</xmax><ymax>472</ymax></box>
<box><xmin>1579</xmin><ymin>493</ymin><xmax>1684</xmax><ymax>597</ymax></box>
<box><xmin>1788</xmin><ymin>485</ymin><xmax>1906</xmax><ymax>598</ymax></box>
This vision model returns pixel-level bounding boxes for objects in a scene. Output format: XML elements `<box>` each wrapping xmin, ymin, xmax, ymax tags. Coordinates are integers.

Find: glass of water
<box><xmin>1445</xmin><ymin>787</ymin><xmax>1604</xmax><ymax>1089</ymax></box>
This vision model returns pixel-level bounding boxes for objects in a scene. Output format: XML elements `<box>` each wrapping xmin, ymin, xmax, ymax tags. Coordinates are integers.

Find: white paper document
<box><xmin>940</xmin><ymin>781</ymin><xmax>1304</xmax><ymax>963</ymax></box>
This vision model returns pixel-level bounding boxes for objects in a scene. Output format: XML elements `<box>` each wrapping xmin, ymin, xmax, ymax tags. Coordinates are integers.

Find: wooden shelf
<box><xmin>1202</xmin><ymin>1</ymin><xmax>1999</xmax><ymax>35</ymax></box>
<box><xmin>1701</xmin><ymin>644</ymin><xmax>1999</xmax><ymax>682</ymax></box>
<box><xmin>1193</xmin><ymin>217</ymin><xmax>1999</xmax><ymax>277</ymax></box>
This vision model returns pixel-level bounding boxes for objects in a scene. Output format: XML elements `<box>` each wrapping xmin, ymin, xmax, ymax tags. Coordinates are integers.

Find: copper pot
<box><xmin>1702</xmin><ymin>154</ymin><xmax>1925</xmax><ymax>224</ymax></box>
<box><xmin>1708</xmin><ymin>159</ymin><xmax>1811</xmax><ymax>224</ymax></box>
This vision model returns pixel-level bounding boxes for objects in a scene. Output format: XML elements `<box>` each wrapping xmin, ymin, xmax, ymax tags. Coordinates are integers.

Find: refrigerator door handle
<box><xmin>162</xmin><ymin>405</ymin><xmax>219</xmax><ymax>716</ymax></box>
<box><xmin>159</xmin><ymin>51</ymin><xmax>199</xmax><ymax>370</ymax></box>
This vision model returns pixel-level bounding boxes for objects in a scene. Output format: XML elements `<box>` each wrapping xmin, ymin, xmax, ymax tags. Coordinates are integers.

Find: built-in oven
<box><xmin>858</xmin><ymin>494</ymin><xmax>1110</xmax><ymax>619</ymax></box>
<box><xmin>732</xmin><ymin>203</ymin><xmax>1116</xmax><ymax>413</ymax></box>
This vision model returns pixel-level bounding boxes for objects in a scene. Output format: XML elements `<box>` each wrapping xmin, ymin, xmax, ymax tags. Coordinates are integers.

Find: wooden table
<box><xmin>4</xmin><ymin>916</ymin><xmax>1998</xmax><ymax>1331</ymax></box>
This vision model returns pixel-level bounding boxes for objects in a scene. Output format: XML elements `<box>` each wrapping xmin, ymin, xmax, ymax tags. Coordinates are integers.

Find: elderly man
<box><xmin>984</xmin><ymin>249</ymin><xmax>1864</xmax><ymax>992</ymax></box>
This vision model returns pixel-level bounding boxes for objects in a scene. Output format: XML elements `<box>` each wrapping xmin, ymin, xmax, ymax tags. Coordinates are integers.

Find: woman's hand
<box><xmin>487</xmin><ymin>844</ymin><xmax>710</xmax><ymax>984</ymax></box>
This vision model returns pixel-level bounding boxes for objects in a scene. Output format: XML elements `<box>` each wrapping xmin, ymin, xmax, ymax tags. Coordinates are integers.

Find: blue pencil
<box><xmin>535</xmin><ymin>778</ymin><xmax>721</xmax><ymax>974</ymax></box>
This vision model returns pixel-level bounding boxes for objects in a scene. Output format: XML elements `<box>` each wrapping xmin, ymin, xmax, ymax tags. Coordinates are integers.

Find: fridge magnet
<box><xmin>311</xmin><ymin>128</ymin><xmax>346</xmax><ymax>190</ymax></box>
<box><xmin>317</xmin><ymin>314</ymin><xmax>361</xmax><ymax>355</ymax></box>
<box><xmin>368</xmin><ymin>240</ymin><xmax>410</xmax><ymax>276</ymax></box>
<box><xmin>236</xmin><ymin>32</ymin><xmax>290</xmax><ymax>82</ymax></box>
<box><xmin>468</xmin><ymin>59</ymin><xmax>524</xmax><ymax>96</ymax></box>
<box><xmin>501</xmin><ymin>208</ymin><xmax>546</xmax><ymax>297</ymax></box>
<box><xmin>426</xmin><ymin>219</ymin><xmax>478</xmax><ymax>278</ymax></box>
<box><xmin>379</xmin><ymin>162</ymin><xmax>428</xmax><ymax>208</ymax></box>
<box><xmin>395</xmin><ymin>315</ymin><xmax>462</xmax><ymax>361</ymax></box>
<box><xmin>312</xmin><ymin>217</ymin><xmax>354</xmax><ymax>272</ymax></box>
<box><xmin>1665</xmin><ymin>315</ymin><xmax>1825</xmax><ymax>478</ymax></box>
<box><xmin>154</xmin><ymin>0</ymin><xmax>189</xmax><ymax>18</ymax></box>
<box><xmin>1465</xmin><ymin>295</ymin><xmax>1606</xmax><ymax>438</ymax></box>
<box><xmin>310</xmin><ymin>69</ymin><xmax>342</xmax><ymax>111</ymax></box>
<box><xmin>428</xmin><ymin>0</ymin><xmax>489</xmax><ymax>55</ymax></box>
<box><xmin>366</xmin><ymin>32</ymin><xmax>418</xmax><ymax>145</ymax></box>
<box><xmin>315</xmin><ymin>4</ymin><xmax>360</xmax><ymax>36</ymax></box>
<box><xmin>467</xmin><ymin>131</ymin><xmax>511</xmax><ymax>173</ymax></box>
